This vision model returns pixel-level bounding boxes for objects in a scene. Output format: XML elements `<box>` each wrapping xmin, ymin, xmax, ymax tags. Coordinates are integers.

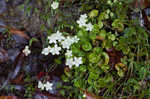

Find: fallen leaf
<box><xmin>11</xmin><ymin>73</ymin><xmax>24</xmax><ymax>84</ymax></box>
<box><xmin>96</xmin><ymin>36</ymin><xmax>104</xmax><ymax>41</ymax></box>
<box><xmin>0</xmin><ymin>52</ymin><xmax>25</xmax><ymax>90</ymax></box>
<box><xmin>10</xmin><ymin>52</ymin><xmax>25</xmax><ymax>79</ymax></box>
<box><xmin>106</xmin><ymin>48</ymin><xmax>123</xmax><ymax>68</ymax></box>
<box><xmin>85</xmin><ymin>91</ymin><xmax>103</xmax><ymax>99</ymax></box>
<box><xmin>10</xmin><ymin>65</ymin><xmax>21</xmax><ymax>80</ymax></box>
<box><xmin>79</xmin><ymin>89</ymin><xmax>103</xmax><ymax>99</ymax></box>
<box><xmin>37</xmin><ymin>71</ymin><xmax>45</xmax><ymax>79</ymax></box>
<box><xmin>0</xmin><ymin>25</ymin><xmax>29</xmax><ymax>39</ymax></box>
<box><xmin>128</xmin><ymin>96</ymin><xmax>137</xmax><ymax>99</ymax></box>
<box><xmin>9</xmin><ymin>28</ymin><xmax>29</xmax><ymax>39</ymax></box>
<box><xmin>0</xmin><ymin>96</ymin><xmax>17</xmax><ymax>99</ymax></box>
<box><xmin>115</xmin><ymin>63</ymin><xmax>127</xmax><ymax>71</ymax></box>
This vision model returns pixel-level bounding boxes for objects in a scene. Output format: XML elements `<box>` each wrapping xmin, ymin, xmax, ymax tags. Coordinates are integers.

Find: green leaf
<box><xmin>88</xmin><ymin>53</ymin><xmax>100</xmax><ymax>63</ymax></box>
<box><xmin>98</xmin><ymin>12</ymin><xmax>105</xmax><ymax>20</ymax></box>
<box><xmin>89</xmin><ymin>32</ymin><xmax>97</xmax><ymax>40</ymax></box>
<box><xmin>59</xmin><ymin>89</ymin><xmax>65</xmax><ymax>96</ymax></box>
<box><xmin>98</xmin><ymin>21</ymin><xmax>103</xmax><ymax>29</ymax></box>
<box><xmin>93</xmin><ymin>47</ymin><xmax>102</xmax><ymax>54</ymax></box>
<box><xmin>101</xmin><ymin>64</ymin><xmax>110</xmax><ymax>72</ymax></box>
<box><xmin>98</xmin><ymin>30</ymin><xmax>106</xmax><ymax>40</ymax></box>
<box><xmin>74</xmin><ymin>80</ymin><xmax>80</xmax><ymax>87</ymax></box>
<box><xmin>89</xmin><ymin>9</ymin><xmax>99</xmax><ymax>18</ymax></box>
<box><xmin>97</xmin><ymin>78</ymin><xmax>106</xmax><ymax>88</ymax></box>
<box><xmin>112</xmin><ymin>19</ymin><xmax>124</xmax><ymax>32</ymax></box>
<box><xmin>102</xmin><ymin>52</ymin><xmax>109</xmax><ymax>65</ymax></box>
<box><xmin>79</xmin><ymin>65</ymin><xmax>86</xmax><ymax>72</ymax></box>
<box><xmin>82</xmin><ymin>42</ymin><xmax>92</xmax><ymax>51</ymax></box>
<box><xmin>62</xmin><ymin>75</ymin><xmax>69</xmax><ymax>82</ymax></box>
<box><xmin>93</xmin><ymin>24</ymin><xmax>100</xmax><ymax>33</ymax></box>
<box><xmin>89</xmin><ymin>72</ymin><xmax>99</xmax><ymax>80</ymax></box>
<box><xmin>54</xmin><ymin>59</ymin><xmax>62</xmax><ymax>64</ymax></box>
<box><xmin>117</xmin><ymin>70</ymin><xmax>124</xmax><ymax>77</ymax></box>
<box><xmin>29</xmin><ymin>37</ymin><xmax>38</xmax><ymax>46</ymax></box>
<box><xmin>110</xmin><ymin>34</ymin><xmax>116</xmax><ymax>41</ymax></box>
<box><xmin>110</xmin><ymin>12</ymin><xmax>114</xmax><ymax>17</ymax></box>
<box><xmin>77</xmin><ymin>30</ymin><xmax>88</xmax><ymax>38</ymax></box>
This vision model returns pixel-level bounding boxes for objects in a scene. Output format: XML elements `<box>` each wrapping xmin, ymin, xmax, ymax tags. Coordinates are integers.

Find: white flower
<box><xmin>72</xmin><ymin>36</ymin><xmax>79</xmax><ymax>43</ymax></box>
<box><xmin>38</xmin><ymin>81</ymin><xmax>45</xmax><ymax>90</ymax></box>
<box><xmin>55</xmin><ymin>31</ymin><xmax>65</xmax><ymax>42</ymax></box>
<box><xmin>66</xmin><ymin>58</ymin><xmax>75</xmax><ymax>68</ymax></box>
<box><xmin>23</xmin><ymin>46</ymin><xmax>31</xmax><ymax>56</ymax></box>
<box><xmin>77</xmin><ymin>14</ymin><xmax>87</xmax><ymax>27</ymax></box>
<box><xmin>48</xmin><ymin>35</ymin><xmax>57</xmax><ymax>44</ymax></box>
<box><xmin>41</xmin><ymin>46</ymin><xmax>51</xmax><ymax>55</ymax></box>
<box><xmin>140</xmin><ymin>11</ymin><xmax>144</xmax><ymax>27</ymax></box>
<box><xmin>61</xmin><ymin>36</ymin><xmax>74</xmax><ymax>49</ymax></box>
<box><xmin>74</xmin><ymin>57</ymin><xmax>83</xmax><ymax>67</ymax></box>
<box><xmin>61</xmin><ymin>36</ymin><xmax>79</xmax><ymax>49</ymax></box>
<box><xmin>77</xmin><ymin>19</ymin><xmax>87</xmax><ymax>27</ymax></box>
<box><xmin>80</xmin><ymin>14</ymin><xmax>88</xmax><ymax>20</ymax></box>
<box><xmin>48</xmin><ymin>31</ymin><xmax>65</xmax><ymax>44</ymax></box>
<box><xmin>44</xmin><ymin>81</ymin><xmax>53</xmax><ymax>91</ymax></box>
<box><xmin>50</xmin><ymin>44</ymin><xmax>61</xmax><ymax>55</ymax></box>
<box><xmin>83</xmin><ymin>94</ymin><xmax>86</xmax><ymax>98</ymax></box>
<box><xmin>65</xmin><ymin>50</ymin><xmax>72</xmax><ymax>57</ymax></box>
<box><xmin>51</xmin><ymin>1</ymin><xmax>59</xmax><ymax>10</ymax></box>
<box><xmin>85</xmin><ymin>22</ymin><xmax>93</xmax><ymax>31</ymax></box>
<box><xmin>77</xmin><ymin>14</ymin><xmax>93</xmax><ymax>31</ymax></box>
<box><xmin>38</xmin><ymin>81</ymin><xmax>53</xmax><ymax>91</ymax></box>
